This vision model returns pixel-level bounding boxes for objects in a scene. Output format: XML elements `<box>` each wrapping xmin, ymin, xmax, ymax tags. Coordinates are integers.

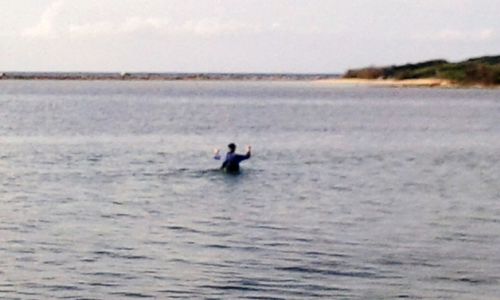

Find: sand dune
<box><xmin>316</xmin><ymin>78</ymin><xmax>454</xmax><ymax>88</ymax></box>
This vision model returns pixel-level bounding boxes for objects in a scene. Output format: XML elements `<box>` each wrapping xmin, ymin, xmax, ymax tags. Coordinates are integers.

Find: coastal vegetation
<box><xmin>344</xmin><ymin>55</ymin><xmax>500</xmax><ymax>86</ymax></box>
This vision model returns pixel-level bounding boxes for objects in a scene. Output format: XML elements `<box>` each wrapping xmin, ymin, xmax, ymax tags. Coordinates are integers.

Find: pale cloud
<box><xmin>22</xmin><ymin>0</ymin><xmax>65</xmax><ymax>38</ymax></box>
<box><xmin>19</xmin><ymin>0</ymin><xmax>296</xmax><ymax>40</ymax></box>
<box><xmin>48</xmin><ymin>16</ymin><xmax>321</xmax><ymax>39</ymax></box>
<box><xmin>66</xmin><ymin>17</ymin><xmax>263</xmax><ymax>38</ymax></box>
<box><xmin>68</xmin><ymin>21</ymin><xmax>117</xmax><ymax>37</ymax></box>
<box><xmin>478</xmin><ymin>29</ymin><xmax>495</xmax><ymax>40</ymax></box>
<box><xmin>122</xmin><ymin>17</ymin><xmax>169</xmax><ymax>33</ymax></box>
<box><xmin>27</xmin><ymin>16</ymin><xmax>265</xmax><ymax>39</ymax></box>
<box><xmin>22</xmin><ymin>0</ymin><xmax>264</xmax><ymax>40</ymax></box>
<box><xmin>67</xmin><ymin>18</ymin><xmax>172</xmax><ymax>37</ymax></box>
<box><xmin>179</xmin><ymin>19</ymin><xmax>262</xmax><ymax>36</ymax></box>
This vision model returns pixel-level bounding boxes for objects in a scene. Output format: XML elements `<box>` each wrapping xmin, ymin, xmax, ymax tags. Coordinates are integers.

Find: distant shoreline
<box><xmin>0</xmin><ymin>72</ymin><xmax>340</xmax><ymax>81</ymax></box>
<box><xmin>2</xmin><ymin>72</ymin><xmax>499</xmax><ymax>89</ymax></box>
<box><xmin>317</xmin><ymin>78</ymin><xmax>500</xmax><ymax>89</ymax></box>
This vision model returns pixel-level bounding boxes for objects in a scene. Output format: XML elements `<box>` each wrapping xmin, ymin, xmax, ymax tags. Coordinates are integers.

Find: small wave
<box><xmin>110</xmin><ymin>292</ymin><xmax>154</xmax><ymax>298</ymax></box>
<box><xmin>276</xmin><ymin>266</ymin><xmax>383</xmax><ymax>279</ymax></box>
<box><xmin>431</xmin><ymin>276</ymin><xmax>498</xmax><ymax>285</ymax></box>
<box><xmin>86</xmin><ymin>282</ymin><xmax>119</xmax><ymax>287</ymax></box>
<box><xmin>242</xmin><ymin>297</ymin><xmax>286</xmax><ymax>300</ymax></box>
<box><xmin>163</xmin><ymin>225</ymin><xmax>202</xmax><ymax>234</ymax></box>
<box><xmin>156</xmin><ymin>289</ymin><xmax>193</xmax><ymax>295</ymax></box>
<box><xmin>204</xmin><ymin>244</ymin><xmax>232</xmax><ymax>249</ymax></box>
<box><xmin>157</xmin><ymin>168</ymin><xmax>220</xmax><ymax>178</ymax></box>
<box><xmin>200</xmin><ymin>284</ymin><xmax>261</xmax><ymax>292</ymax></box>
<box><xmin>47</xmin><ymin>284</ymin><xmax>82</xmax><ymax>291</ymax></box>
<box><xmin>91</xmin><ymin>250</ymin><xmax>151</xmax><ymax>261</ymax></box>
<box><xmin>100</xmin><ymin>213</ymin><xmax>141</xmax><ymax>219</ymax></box>
<box><xmin>86</xmin><ymin>155</ymin><xmax>102</xmax><ymax>162</ymax></box>
<box><xmin>248</xmin><ymin>224</ymin><xmax>286</xmax><ymax>231</ymax></box>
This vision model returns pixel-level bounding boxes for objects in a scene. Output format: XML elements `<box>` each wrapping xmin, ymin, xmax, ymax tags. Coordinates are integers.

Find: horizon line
<box><xmin>0</xmin><ymin>71</ymin><xmax>342</xmax><ymax>81</ymax></box>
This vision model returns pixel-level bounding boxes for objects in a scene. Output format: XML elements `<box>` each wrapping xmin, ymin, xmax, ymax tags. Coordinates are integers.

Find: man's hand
<box><xmin>246</xmin><ymin>145</ymin><xmax>252</xmax><ymax>152</ymax></box>
<box><xmin>213</xmin><ymin>148</ymin><xmax>221</xmax><ymax>160</ymax></box>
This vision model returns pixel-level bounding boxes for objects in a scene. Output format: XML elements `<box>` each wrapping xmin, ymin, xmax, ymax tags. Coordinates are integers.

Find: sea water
<box><xmin>0</xmin><ymin>80</ymin><xmax>499</xmax><ymax>299</ymax></box>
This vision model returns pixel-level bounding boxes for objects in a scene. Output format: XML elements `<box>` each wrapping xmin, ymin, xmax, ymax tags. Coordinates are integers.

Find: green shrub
<box><xmin>345</xmin><ymin>67</ymin><xmax>384</xmax><ymax>79</ymax></box>
<box><xmin>343</xmin><ymin>55</ymin><xmax>500</xmax><ymax>85</ymax></box>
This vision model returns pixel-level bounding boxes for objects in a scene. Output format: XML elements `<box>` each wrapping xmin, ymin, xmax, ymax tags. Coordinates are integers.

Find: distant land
<box><xmin>0</xmin><ymin>72</ymin><xmax>339</xmax><ymax>81</ymax></box>
<box><xmin>344</xmin><ymin>55</ymin><xmax>500</xmax><ymax>87</ymax></box>
<box><xmin>2</xmin><ymin>55</ymin><xmax>499</xmax><ymax>88</ymax></box>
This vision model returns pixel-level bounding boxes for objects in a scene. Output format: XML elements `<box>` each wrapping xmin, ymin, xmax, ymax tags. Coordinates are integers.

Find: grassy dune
<box><xmin>344</xmin><ymin>55</ymin><xmax>500</xmax><ymax>86</ymax></box>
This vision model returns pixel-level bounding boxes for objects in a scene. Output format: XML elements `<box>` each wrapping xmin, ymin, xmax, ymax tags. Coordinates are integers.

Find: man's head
<box><xmin>228</xmin><ymin>143</ymin><xmax>236</xmax><ymax>152</ymax></box>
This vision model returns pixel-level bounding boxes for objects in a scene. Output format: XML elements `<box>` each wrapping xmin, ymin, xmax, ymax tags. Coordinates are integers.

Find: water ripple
<box><xmin>1</xmin><ymin>81</ymin><xmax>500</xmax><ymax>299</ymax></box>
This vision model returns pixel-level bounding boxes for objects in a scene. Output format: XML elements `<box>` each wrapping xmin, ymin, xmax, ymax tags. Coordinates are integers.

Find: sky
<box><xmin>0</xmin><ymin>0</ymin><xmax>499</xmax><ymax>73</ymax></box>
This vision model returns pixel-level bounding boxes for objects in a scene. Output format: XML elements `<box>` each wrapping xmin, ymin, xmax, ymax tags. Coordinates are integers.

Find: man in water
<box><xmin>214</xmin><ymin>143</ymin><xmax>251</xmax><ymax>173</ymax></box>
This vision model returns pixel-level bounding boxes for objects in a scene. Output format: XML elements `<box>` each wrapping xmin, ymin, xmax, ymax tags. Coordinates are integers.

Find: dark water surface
<box><xmin>1</xmin><ymin>80</ymin><xmax>499</xmax><ymax>299</ymax></box>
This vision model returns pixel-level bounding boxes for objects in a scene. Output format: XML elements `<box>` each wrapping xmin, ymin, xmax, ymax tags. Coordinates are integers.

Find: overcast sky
<box><xmin>1</xmin><ymin>0</ymin><xmax>499</xmax><ymax>73</ymax></box>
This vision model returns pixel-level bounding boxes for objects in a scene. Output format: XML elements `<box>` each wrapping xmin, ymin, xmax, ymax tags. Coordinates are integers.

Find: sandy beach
<box><xmin>316</xmin><ymin>78</ymin><xmax>455</xmax><ymax>88</ymax></box>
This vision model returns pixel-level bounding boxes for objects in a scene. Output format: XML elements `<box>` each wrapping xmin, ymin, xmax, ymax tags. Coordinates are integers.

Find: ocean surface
<box><xmin>0</xmin><ymin>80</ymin><xmax>499</xmax><ymax>299</ymax></box>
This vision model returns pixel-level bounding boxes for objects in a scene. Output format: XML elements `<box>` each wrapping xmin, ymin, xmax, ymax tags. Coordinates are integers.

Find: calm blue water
<box><xmin>0</xmin><ymin>80</ymin><xmax>499</xmax><ymax>299</ymax></box>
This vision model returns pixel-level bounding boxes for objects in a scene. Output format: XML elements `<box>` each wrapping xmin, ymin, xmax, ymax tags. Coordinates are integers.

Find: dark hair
<box><xmin>228</xmin><ymin>143</ymin><xmax>236</xmax><ymax>151</ymax></box>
